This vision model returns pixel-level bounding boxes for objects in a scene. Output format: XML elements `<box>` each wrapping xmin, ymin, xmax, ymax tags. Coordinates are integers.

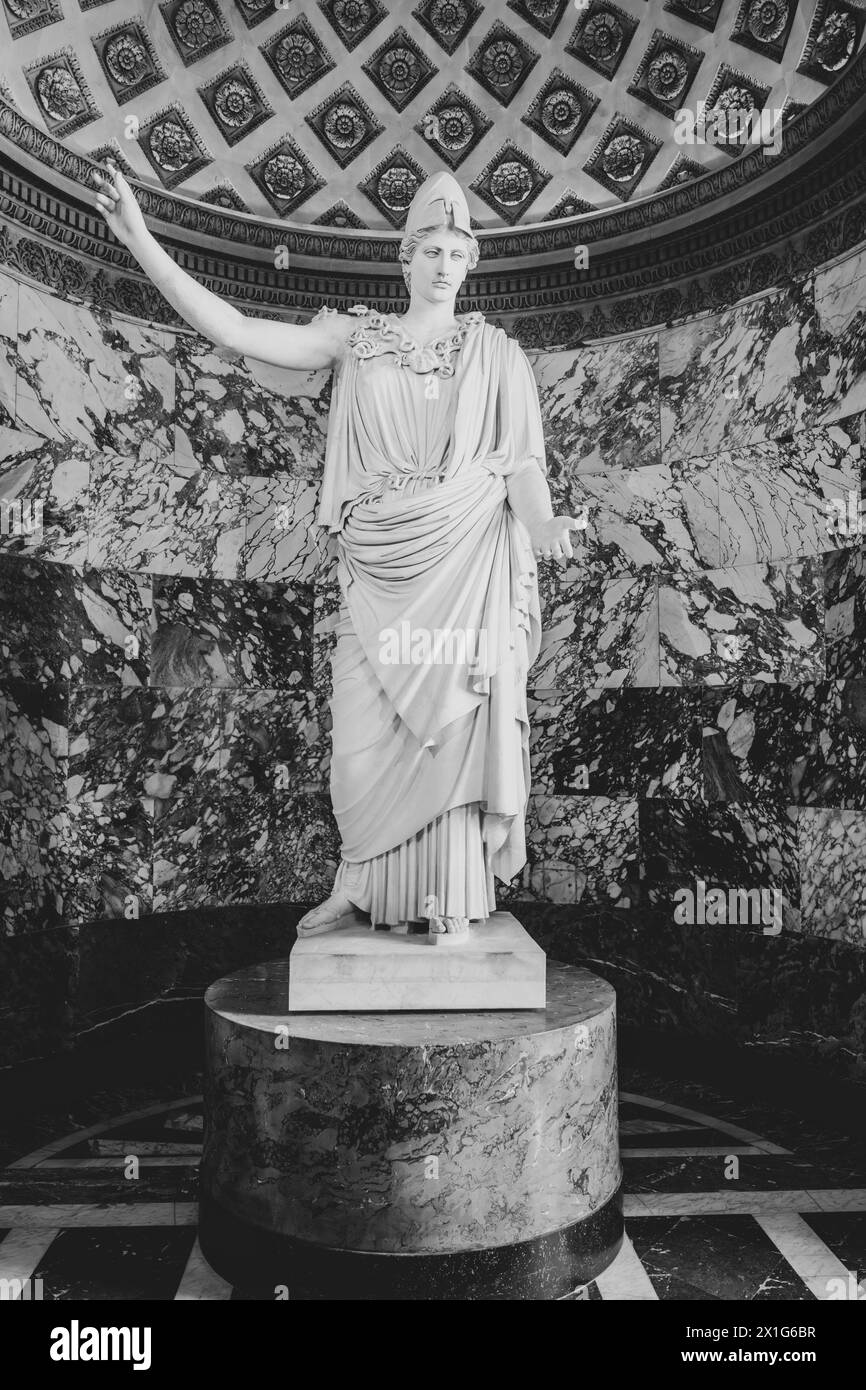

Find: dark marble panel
<box><xmin>824</xmin><ymin>542</ymin><xmax>866</xmax><ymax>680</ymax></box>
<box><xmin>175</xmin><ymin>334</ymin><xmax>331</xmax><ymax>479</ymax></box>
<box><xmin>530</xmin><ymin>333</ymin><xmax>660</xmax><ymax>473</ymax></box>
<box><xmin>520</xmin><ymin>904</ymin><xmax>736</xmax><ymax>1039</ymax></box>
<box><xmin>716</xmin><ymin>421</ymin><xmax>862</xmax><ymax>567</ymax></box>
<box><xmin>528</xmin><ymin>686</ymin><xmax>702</xmax><ymax>798</ymax></box>
<box><xmin>73</xmin><ymin>913</ymin><xmax>193</xmax><ymax>1037</ymax></box>
<box><xmin>0</xmin><ymin>557</ymin><xmax>151</xmax><ymax>692</ymax></box>
<box><xmin>814</xmin><ymin>243</ymin><xmax>866</xmax><ymax>425</ymax></box>
<box><xmin>242</xmin><ymin>474</ymin><xmax>324</xmax><ymax>584</ymax></box>
<box><xmin>533</xmin><ymin>562</ymin><xmax>659</xmax><ymax>688</ymax></box>
<box><xmin>70</xmin><ymin>904</ymin><xmax>304</xmax><ymax>1038</ymax></box>
<box><xmin>628</xmin><ymin>1215</ymin><xmax>814</xmax><ymax>1299</ymax></box>
<box><xmin>222</xmin><ymin>687</ymin><xmax>328</xmax><ymax>794</ymax></box>
<box><xmin>14</xmin><ymin>283</ymin><xmax>175</xmax><ymax>458</ymax></box>
<box><xmin>0</xmin><ymin>678</ymin><xmax>68</xmax><ymax>808</ymax></box>
<box><xmin>65</xmin><ymin>792</ymin><xmax>153</xmax><ymax>923</ymax></box>
<box><xmin>0</xmin><ymin>802</ymin><xmax>78</xmax><ymax>933</ymax></box>
<box><xmin>33</xmin><ymin>1227</ymin><xmax>196</xmax><ymax>1300</ymax></box>
<box><xmin>797</xmin><ymin>807</ymin><xmax>866</xmax><ymax>946</ymax></box>
<box><xmin>737</xmin><ymin>931</ymin><xmax>866</xmax><ymax>1085</ymax></box>
<box><xmin>146</xmin><ymin>686</ymin><xmax>222</xmax><ymax>802</ymax></box>
<box><xmin>659</xmin><ymin>281</ymin><xmax>824</xmax><ymax>463</ymax></box>
<box><xmin>0</xmin><ymin>926</ymin><xmax>76</xmax><ymax>1066</ymax></box>
<box><xmin>0</xmin><ymin>555</ymin><xmax>79</xmax><ymax>685</ymax></box>
<box><xmin>87</xmin><ymin>442</ymin><xmax>245</xmax><ymax>579</ymax></box>
<box><xmin>0</xmin><ymin>427</ymin><xmax>90</xmax><ymax>567</ymax></box>
<box><xmin>659</xmin><ymin>557</ymin><xmax>825</xmax><ymax>686</ymax></box>
<box><xmin>640</xmin><ymin>798</ymin><xmax>799</xmax><ymax>930</ymax></box>
<box><xmin>703</xmin><ymin>678</ymin><xmax>866</xmax><ymax>810</ymax></box>
<box><xmin>521</xmin><ymin>794</ymin><xmax>640</xmax><ymax>908</ymax></box>
<box><xmin>68</xmin><ymin>686</ymin><xmax>156</xmax><ymax>803</ymax></box>
<box><xmin>219</xmin><ymin>788</ymin><xmax>340</xmax><ymax>903</ymax></box>
<box><xmin>312</xmin><ymin>566</ymin><xmax>342</xmax><ymax>704</ymax></box>
<box><xmin>152</xmin><ymin>791</ymin><xmax>224</xmax><ymax>913</ymax></box>
<box><xmin>151</xmin><ymin>574</ymin><xmax>312</xmax><ymax>689</ymax></box>
<box><xmin>72</xmin><ymin>567</ymin><xmax>152</xmax><ymax>687</ymax></box>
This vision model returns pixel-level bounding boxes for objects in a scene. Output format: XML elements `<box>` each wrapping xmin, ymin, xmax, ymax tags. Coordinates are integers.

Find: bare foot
<box><xmin>297</xmin><ymin>891</ymin><xmax>358</xmax><ymax>937</ymax></box>
<box><xmin>428</xmin><ymin>915</ymin><xmax>470</xmax><ymax>941</ymax></box>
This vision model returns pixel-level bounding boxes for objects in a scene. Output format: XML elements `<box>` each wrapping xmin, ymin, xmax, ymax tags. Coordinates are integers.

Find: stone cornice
<box><xmin>1</xmin><ymin>52</ymin><xmax>865</xmax><ymax>343</ymax></box>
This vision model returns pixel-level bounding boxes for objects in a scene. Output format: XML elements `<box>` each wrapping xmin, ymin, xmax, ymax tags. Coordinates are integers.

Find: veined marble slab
<box><xmin>289</xmin><ymin>912</ymin><xmax>546</xmax><ymax>1011</ymax></box>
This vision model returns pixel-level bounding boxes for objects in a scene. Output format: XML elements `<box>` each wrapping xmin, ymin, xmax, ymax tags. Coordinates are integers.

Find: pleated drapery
<box><xmin>313</xmin><ymin>307</ymin><xmax>548</xmax><ymax>926</ymax></box>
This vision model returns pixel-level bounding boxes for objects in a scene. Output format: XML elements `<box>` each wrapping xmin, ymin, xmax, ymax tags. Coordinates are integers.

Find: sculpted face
<box><xmin>408</xmin><ymin>228</ymin><xmax>472</xmax><ymax>305</ymax></box>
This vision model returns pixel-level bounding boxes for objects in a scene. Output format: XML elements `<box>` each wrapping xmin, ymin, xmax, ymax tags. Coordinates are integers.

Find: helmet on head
<box><xmin>398</xmin><ymin>172</ymin><xmax>479</xmax><ymax>291</ymax></box>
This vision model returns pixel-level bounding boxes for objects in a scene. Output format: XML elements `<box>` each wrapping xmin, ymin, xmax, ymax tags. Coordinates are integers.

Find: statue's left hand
<box><xmin>530</xmin><ymin>514</ymin><xmax>581</xmax><ymax>561</ymax></box>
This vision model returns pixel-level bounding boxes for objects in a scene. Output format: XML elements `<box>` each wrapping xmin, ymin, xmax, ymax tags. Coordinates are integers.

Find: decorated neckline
<box><xmin>347</xmin><ymin>308</ymin><xmax>484</xmax><ymax>378</ymax></box>
<box><xmin>382</xmin><ymin>312</ymin><xmax>484</xmax><ymax>352</ymax></box>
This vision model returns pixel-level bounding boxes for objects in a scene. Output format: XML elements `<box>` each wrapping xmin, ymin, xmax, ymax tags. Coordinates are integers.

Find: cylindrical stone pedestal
<box><xmin>200</xmin><ymin>960</ymin><xmax>622</xmax><ymax>1300</ymax></box>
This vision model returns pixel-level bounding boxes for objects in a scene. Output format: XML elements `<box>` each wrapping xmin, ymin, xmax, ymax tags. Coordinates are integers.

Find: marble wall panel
<box><xmin>659</xmin><ymin>557</ymin><xmax>825</xmax><ymax>686</ymax></box>
<box><xmin>145</xmin><ymin>687</ymin><xmax>222</xmax><ymax>803</ymax></box>
<box><xmin>0</xmin><ymin>428</ymin><xmax>90</xmax><ymax>567</ymax></box>
<box><xmin>533</xmin><ymin>563</ymin><xmax>660</xmax><ymax>688</ymax></box>
<box><xmin>529</xmin><ymin>333</ymin><xmax>660</xmax><ymax>473</ymax></box>
<box><xmin>716</xmin><ymin>422</ymin><xmax>862</xmax><ymax>567</ymax></box>
<box><xmin>0</xmin><ymin>927</ymin><xmax>76</xmax><ymax>1065</ymax></box>
<box><xmin>0</xmin><ymin>554</ymin><xmax>80</xmax><ymax>685</ymax></box>
<box><xmin>824</xmin><ymin>542</ymin><xmax>866</xmax><ymax>680</ymax></box>
<box><xmin>737</xmin><ymin>933</ymin><xmax>866</xmax><ymax>1083</ymax></box>
<box><xmin>703</xmin><ymin>679</ymin><xmax>866</xmax><ymax>810</ymax></box>
<box><xmin>0</xmin><ymin>558</ymin><xmax>151</xmax><ymax>689</ymax></box>
<box><xmin>152</xmin><ymin>789</ymin><xmax>224</xmax><ymax>914</ymax></box>
<box><xmin>222</xmin><ymin>687</ymin><xmax>327</xmax><ymax>794</ymax></box>
<box><xmin>66</xmin><ymin>791</ymin><xmax>153</xmax><ymax>923</ymax></box>
<box><xmin>0</xmin><ymin>271</ymin><xmax>19</xmax><ymax>425</ymax></box>
<box><xmin>528</xmin><ymin>686</ymin><xmax>702</xmax><ymax>798</ymax></box>
<box><xmin>797</xmin><ymin>807</ymin><xmax>866</xmax><ymax>946</ymax></box>
<box><xmin>547</xmin><ymin>459</ymin><xmax>718</xmax><ymax>577</ymax></box>
<box><xmin>813</xmin><ymin>243</ymin><xmax>866</xmax><ymax>424</ymax></box>
<box><xmin>175</xmin><ymin>334</ymin><xmax>331</xmax><ymax>478</ymax></box>
<box><xmin>312</xmin><ymin>565</ymin><xmax>342</xmax><ymax>705</ymax></box>
<box><xmin>0</xmin><ymin>679</ymin><xmax>71</xmax><ymax>935</ymax></box>
<box><xmin>640</xmin><ymin>799</ymin><xmax>799</xmax><ymax>931</ymax></box>
<box><xmin>0</xmin><ymin>678</ymin><xmax>68</xmax><ymax>809</ymax></box>
<box><xmin>219</xmin><ymin>788</ymin><xmax>339</xmax><ymax>905</ymax></box>
<box><xmin>241</xmin><ymin>474</ymin><xmax>322</xmax><ymax>584</ymax></box>
<box><xmin>522</xmin><ymin>904</ymin><xmax>737</xmax><ymax>1038</ymax></box>
<box><xmin>0</xmin><ymin>801</ymin><xmax>78</xmax><ymax>932</ymax></box>
<box><xmin>521</xmin><ymin>794</ymin><xmax>640</xmax><ymax>909</ymax></box>
<box><xmin>659</xmin><ymin>281</ymin><xmax>823</xmax><ymax>462</ymax></box>
<box><xmin>14</xmin><ymin>285</ymin><xmax>175</xmax><ymax>460</ymax></box>
<box><xmin>87</xmin><ymin>435</ymin><xmax>245</xmax><ymax>579</ymax></box>
<box><xmin>150</xmin><ymin>574</ymin><xmax>312</xmax><ymax>689</ymax></box>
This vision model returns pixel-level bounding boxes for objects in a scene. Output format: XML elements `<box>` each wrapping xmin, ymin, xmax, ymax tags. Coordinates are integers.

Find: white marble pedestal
<box><xmin>288</xmin><ymin>911</ymin><xmax>546</xmax><ymax>1011</ymax></box>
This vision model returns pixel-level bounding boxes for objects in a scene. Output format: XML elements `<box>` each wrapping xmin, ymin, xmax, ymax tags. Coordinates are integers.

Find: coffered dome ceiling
<box><xmin>1</xmin><ymin>0</ymin><xmax>864</xmax><ymax>228</ymax></box>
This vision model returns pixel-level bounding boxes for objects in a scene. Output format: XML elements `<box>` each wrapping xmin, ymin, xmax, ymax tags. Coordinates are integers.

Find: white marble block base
<box><xmin>288</xmin><ymin>912</ymin><xmax>546</xmax><ymax>1012</ymax></box>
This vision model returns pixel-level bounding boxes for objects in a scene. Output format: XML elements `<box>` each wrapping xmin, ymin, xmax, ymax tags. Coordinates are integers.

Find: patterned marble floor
<box><xmin>1</xmin><ymin>1083</ymin><xmax>864</xmax><ymax>1301</ymax></box>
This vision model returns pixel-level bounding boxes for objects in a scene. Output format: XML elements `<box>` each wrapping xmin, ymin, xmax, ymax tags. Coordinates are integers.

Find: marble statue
<box><xmin>92</xmin><ymin>164</ymin><xmax>579</xmax><ymax>940</ymax></box>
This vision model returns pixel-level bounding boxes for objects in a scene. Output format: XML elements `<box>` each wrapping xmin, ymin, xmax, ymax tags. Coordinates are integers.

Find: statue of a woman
<box><xmin>93</xmin><ymin>165</ymin><xmax>579</xmax><ymax>939</ymax></box>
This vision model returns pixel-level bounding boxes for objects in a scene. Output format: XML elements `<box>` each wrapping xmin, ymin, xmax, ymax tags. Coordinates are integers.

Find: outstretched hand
<box><xmin>530</xmin><ymin>514</ymin><xmax>582</xmax><ymax>562</ymax></box>
<box><xmin>92</xmin><ymin>161</ymin><xmax>147</xmax><ymax>247</ymax></box>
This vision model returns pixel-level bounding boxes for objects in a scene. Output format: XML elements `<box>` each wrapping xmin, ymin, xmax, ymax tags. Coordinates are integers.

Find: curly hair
<box><xmin>398</xmin><ymin>219</ymin><xmax>480</xmax><ymax>291</ymax></box>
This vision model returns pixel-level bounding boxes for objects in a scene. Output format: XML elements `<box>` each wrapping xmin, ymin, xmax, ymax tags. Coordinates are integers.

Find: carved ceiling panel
<box><xmin>1</xmin><ymin>0</ymin><xmax>864</xmax><ymax>227</ymax></box>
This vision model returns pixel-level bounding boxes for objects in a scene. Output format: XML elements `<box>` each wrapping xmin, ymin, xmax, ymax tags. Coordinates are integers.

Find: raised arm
<box><xmin>92</xmin><ymin>161</ymin><xmax>351</xmax><ymax>370</ymax></box>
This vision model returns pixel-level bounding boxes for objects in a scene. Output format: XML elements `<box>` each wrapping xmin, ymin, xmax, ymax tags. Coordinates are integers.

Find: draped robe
<box><xmin>314</xmin><ymin>308</ymin><xmax>547</xmax><ymax>926</ymax></box>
